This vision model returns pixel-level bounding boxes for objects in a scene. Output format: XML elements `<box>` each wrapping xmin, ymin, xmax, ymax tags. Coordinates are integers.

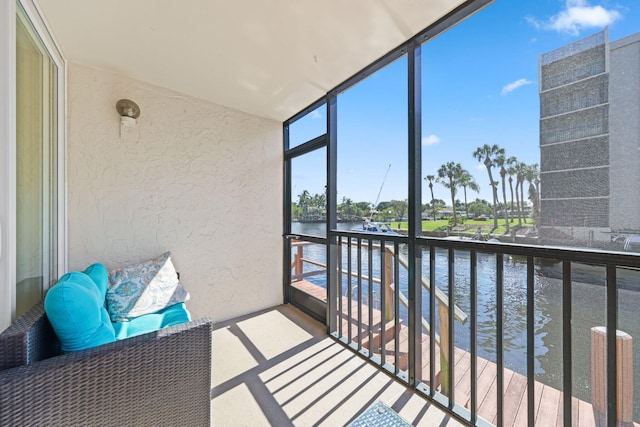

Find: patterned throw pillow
<box><xmin>107</xmin><ymin>252</ymin><xmax>190</xmax><ymax>322</ymax></box>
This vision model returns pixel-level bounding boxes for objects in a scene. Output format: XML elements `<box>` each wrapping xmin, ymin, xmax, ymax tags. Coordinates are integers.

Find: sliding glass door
<box><xmin>13</xmin><ymin>3</ymin><xmax>61</xmax><ymax>318</ymax></box>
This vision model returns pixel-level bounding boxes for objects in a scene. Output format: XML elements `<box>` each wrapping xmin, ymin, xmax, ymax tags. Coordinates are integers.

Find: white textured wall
<box><xmin>67</xmin><ymin>64</ymin><xmax>283</xmax><ymax>322</ymax></box>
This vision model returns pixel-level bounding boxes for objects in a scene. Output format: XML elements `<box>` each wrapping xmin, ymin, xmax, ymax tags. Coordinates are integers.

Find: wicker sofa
<box><xmin>0</xmin><ymin>301</ymin><xmax>213</xmax><ymax>426</ymax></box>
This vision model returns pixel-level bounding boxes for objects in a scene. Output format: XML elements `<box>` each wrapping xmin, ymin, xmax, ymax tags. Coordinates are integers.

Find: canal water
<box><xmin>292</xmin><ymin>222</ymin><xmax>640</xmax><ymax>420</ymax></box>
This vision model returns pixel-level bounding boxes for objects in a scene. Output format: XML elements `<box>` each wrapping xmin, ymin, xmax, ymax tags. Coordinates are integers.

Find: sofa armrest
<box><xmin>0</xmin><ymin>302</ymin><xmax>60</xmax><ymax>370</ymax></box>
<box><xmin>0</xmin><ymin>317</ymin><xmax>213</xmax><ymax>427</ymax></box>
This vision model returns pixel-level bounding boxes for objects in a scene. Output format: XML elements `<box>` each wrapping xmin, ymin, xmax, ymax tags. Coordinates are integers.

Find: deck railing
<box><xmin>292</xmin><ymin>236</ymin><xmax>466</xmax><ymax>387</ymax></box>
<box><xmin>290</xmin><ymin>232</ymin><xmax>639</xmax><ymax>426</ymax></box>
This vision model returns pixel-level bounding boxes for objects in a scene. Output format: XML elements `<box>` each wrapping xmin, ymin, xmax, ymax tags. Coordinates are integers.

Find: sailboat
<box><xmin>351</xmin><ymin>164</ymin><xmax>400</xmax><ymax>235</ymax></box>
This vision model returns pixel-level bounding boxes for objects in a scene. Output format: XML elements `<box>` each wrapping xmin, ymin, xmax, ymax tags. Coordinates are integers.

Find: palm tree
<box><xmin>311</xmin><ymin>192</ymin><xmax>326</xmax><ymax>219</ymax></box>
<box><xmin>495</xmin><ymin>153</ymin><xmax>511</xmax><ymax>233</ymax></box>
<box><xmin>437</xmin><ymin>162</ymin><xmax>462</xmax><ymax>226</ymax></box>
<box><xmin>341</xmin><ymin>196</ymin><xmax>353</xmax><ymax>218</ymax></box>
<box><xmin>472</xmin><ymin>144</ymin><xmax>504</xmax><ymax>229</ymax></box>
<box><xmin>425</xmin><ymin>174</ymin><xmax>437</xmax><ymax>221</ymax></box>
<box><xmin>298</xmin><ymin>190</ymin><xmax>311</xmax><ymax>218</ymax></box>
<box><xmin>506</xmin><ymin>157</ymin><xmax>519</xmax><ymax>227</ymax></box>
<box><xmin>458</xmin><ymin>169</ymin><xmax>480</xmax><ymax>220</ymax></box>
<box><xmin>526</xmin><ymin>163</ymin><xmax>540</xmax><ymax>225</ymax></box>
<box><xmin>533</xmin><ymin>165</ymin><xmax>541</xmax><ymax>224</ymax></box>
<box><xmin>516</xmin><ymin>162</ymin><xmax>527</xmax><ymax>224</ymax></box>
<box><xmin>535</xmin><ymin>175</ymin><xmax>541</xmax><ymax>224</ymax></box>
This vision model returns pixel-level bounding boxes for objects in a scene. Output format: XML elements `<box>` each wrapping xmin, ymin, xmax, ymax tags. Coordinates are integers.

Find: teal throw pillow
<box><xmin>44</xmin><ymin>271</ymin><xmax>116</xmax><ymax>352</ymax></box>
<box><xmin>84</xmin><ymin>262</ymin><xmax>109</xmax><ymax>303</ymax></box>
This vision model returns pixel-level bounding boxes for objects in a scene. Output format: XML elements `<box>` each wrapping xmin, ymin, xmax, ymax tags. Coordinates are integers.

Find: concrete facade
<box><xmin>539</xmin><ymin>30</ymin><xmax>640</xmax><ymax>241</ymax></box>
<box><xmin>609</xmin><ymin>32</ymin><xmax>640</xmax><ymax>232</ymax></box>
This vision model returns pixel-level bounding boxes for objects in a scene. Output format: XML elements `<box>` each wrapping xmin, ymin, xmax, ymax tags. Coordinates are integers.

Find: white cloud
<box><xmin>422</xmin><ymin>134</ymin><xmax>440</xmax><ymax>146</ymax></box>
<box><xmin>527</xmin><ymin>0</ymin><xmax>622</xmax><ymax>35</ymax></box>
<box><xmin>526</xmin><ymin>15</ymin><xmax>543</xmax><ymax>30</ymax></box>
<box><xmin>310</xmin><ymin>110</ymin><xmax>322</xmax><ymax>119</ymax></box>
<box><xmin>501</xmin><ymin>78</ymin><xmax>533</xmax><ymax>96</ymax></box>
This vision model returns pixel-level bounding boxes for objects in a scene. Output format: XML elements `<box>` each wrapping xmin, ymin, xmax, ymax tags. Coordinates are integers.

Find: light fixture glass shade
<box><xmin>116</xmin><ymin>99</ymin><xmax>140</xmax><ymax>118</ymax></box>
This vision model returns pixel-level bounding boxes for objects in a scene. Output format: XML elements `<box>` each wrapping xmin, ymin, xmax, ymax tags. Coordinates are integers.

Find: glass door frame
<box><xmin>0</xmin><ymin>0</ymin><xmax>66</xmax><ymax>330</ymax></box>
<box><xmin>283</xmin><ymin>94</ymin><xmax>336</xmax><ymax>324</ymax></box>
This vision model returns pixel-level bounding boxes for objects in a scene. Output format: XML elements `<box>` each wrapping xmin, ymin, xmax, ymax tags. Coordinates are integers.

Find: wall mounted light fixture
<box><xmin>116</xmin><ymin>99</ymin><xmax>140</xmax><ymax>141</ymax></box>
<box><xmin>116</xmin><ymin>98</ymin><xmax>140</xmax><ymax>119</ymax></box>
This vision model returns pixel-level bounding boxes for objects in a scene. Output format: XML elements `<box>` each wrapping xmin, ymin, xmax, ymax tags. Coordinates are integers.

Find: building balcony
<box><xmin>4</xmin><ymin>1</ymin><xmax>640</xmax><ymax>426</ymax></box>
<box><xmin>212</xmin><ymin>303</ymin><xmax>464</xmax><ymax>426</ymax></box>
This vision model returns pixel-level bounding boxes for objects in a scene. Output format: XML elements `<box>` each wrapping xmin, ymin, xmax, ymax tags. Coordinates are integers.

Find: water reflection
<box><xmin>290</xmin><ymin>223</ymin><xmax>640</xmax><ymax>419</ymax></box>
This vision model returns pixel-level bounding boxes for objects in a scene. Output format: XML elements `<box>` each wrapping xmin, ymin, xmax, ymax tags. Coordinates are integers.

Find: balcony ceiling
<box><xmin>36</xmin><ymin>0</ymin><xmax>465</xmax><ymax>121</ymax></box>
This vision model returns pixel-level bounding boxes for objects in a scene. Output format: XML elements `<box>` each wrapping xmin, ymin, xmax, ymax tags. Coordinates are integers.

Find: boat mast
<box><xmin>369</xmin><ymin>164</ymin><xmax>391</xmax><ymax>223</ymax></box>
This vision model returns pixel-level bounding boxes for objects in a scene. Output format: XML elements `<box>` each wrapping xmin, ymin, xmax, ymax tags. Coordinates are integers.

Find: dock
<box><xmin>292</xmin><ymin>279</ymin><xmax>628</xmax><ymax>427</ymax></box>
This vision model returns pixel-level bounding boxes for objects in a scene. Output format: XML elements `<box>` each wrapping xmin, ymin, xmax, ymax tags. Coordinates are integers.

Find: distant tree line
<box><xmin>292</xmin><ymin>144</ymin><xmax>541</xmax><ymax>227</ymax></box>
<box><xmin>292</xmin><ymin>191</ymin><xmax>408</xmax><ymax>222</ymax></box>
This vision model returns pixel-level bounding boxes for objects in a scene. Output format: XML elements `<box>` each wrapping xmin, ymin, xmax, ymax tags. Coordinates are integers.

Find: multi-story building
<box><xmin>539</xmin><ymin>29</ymin><xmax>640</xmax><ymax>244</ymax></box>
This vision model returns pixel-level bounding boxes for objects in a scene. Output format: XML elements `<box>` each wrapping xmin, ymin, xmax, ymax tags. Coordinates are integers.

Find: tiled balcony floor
<box><xmin>211</xmin><ymin>304</ymin><xmax>463</xmax><ymax>426</ymax></box>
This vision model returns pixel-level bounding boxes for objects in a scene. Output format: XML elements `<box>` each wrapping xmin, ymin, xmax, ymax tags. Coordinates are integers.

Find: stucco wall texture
<box><xmin>66</xmin><ymin>64</ymin><xmax>283</xmax><ymax>322</ymax></box>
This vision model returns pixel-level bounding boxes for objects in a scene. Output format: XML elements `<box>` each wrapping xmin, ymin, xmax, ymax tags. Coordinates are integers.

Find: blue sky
<box><xmin>289</xmin><ymin>0</ymin><xmax>639</xmax><ymax>207</ymax></box>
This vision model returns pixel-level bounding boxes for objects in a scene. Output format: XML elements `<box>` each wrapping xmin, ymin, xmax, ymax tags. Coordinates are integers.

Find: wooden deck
<box><xmin>291</xmin><ymin>279</ymin><xmax>631</xmax><ymax>427</ymax></box>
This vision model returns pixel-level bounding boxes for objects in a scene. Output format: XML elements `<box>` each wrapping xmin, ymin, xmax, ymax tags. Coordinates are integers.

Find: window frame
<box><xmin>0</xmin><ymin>0</ymin><xmax>66</xmax><ymax>330</ymax></box>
